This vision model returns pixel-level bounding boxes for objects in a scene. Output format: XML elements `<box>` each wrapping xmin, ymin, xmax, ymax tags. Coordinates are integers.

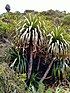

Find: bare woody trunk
<box><xmin>28</xmin><ymin>45</ymin><xmax>33</xmax><ymax>79</ymax></box>
<box><xmin>40</xmin><ymin>57</ymin><xmax>56</xmax><ymax>82</ymax></box>
<box><xmin>37</xmin><ymin>55</ymin><xmax>41</xmax><ymax>71</ymax></box>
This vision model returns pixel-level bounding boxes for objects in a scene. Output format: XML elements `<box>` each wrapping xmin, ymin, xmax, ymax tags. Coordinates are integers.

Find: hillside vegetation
<box><xmin>0</xmin><ymin>9</ymin><xmax>70</xmax><ymax>93</ymax></box>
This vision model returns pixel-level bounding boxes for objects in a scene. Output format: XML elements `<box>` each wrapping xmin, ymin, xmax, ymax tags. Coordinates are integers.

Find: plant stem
<box><xmin>40</xmin><ymin>57</ymin><xmax>56</xmax><ymax>82</ymax></box>
<box><xmin>28</xmin><ymin>45</ymin><xmax>33</xmax><ymax>79</ymax></box>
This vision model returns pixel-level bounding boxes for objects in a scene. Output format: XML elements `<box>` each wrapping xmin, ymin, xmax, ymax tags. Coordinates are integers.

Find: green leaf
<box><xmin>46</xmin><ymin>88</ymin><xmax>53</xmax><ymax>93</ymax></box>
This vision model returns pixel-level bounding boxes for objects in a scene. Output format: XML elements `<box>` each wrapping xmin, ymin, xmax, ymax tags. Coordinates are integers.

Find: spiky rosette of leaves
<box><xmin>47</xmin><ymin>26</ymin><xmax>69</xmax><ymax>58</ymax></box>
<box><xmin>19</xmin><ymin>14</ymin><xmax>46</xmax><ymax>49</ymax></box>
<box><xmin>9</xmin><ymin>47</ymin><xmax>28</xmax><ymax>74</ymax></box>
<box><xmin>19</xmin><ymin>14</ymin><xmax>46</xmax><ymax>79</ymax></box>
<box><xmin>52</xmin><ymin>57</ymin><xmax>70</xmax><ymax>82</ymax></box>
<box><xmin>40</xmin><ymin>26</ymin><xmax>70</xmax><ymax>82</ymax></box>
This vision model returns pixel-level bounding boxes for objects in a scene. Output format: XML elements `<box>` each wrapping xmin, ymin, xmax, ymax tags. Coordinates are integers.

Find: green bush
<box><xmin>63</xmin><ymin>15</ymin><xmax>70</xmax><ymax>25</ymax></box>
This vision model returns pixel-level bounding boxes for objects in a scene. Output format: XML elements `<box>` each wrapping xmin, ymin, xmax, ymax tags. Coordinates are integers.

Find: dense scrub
<box><xmin>0</xmin><ymin>10</ymin><xmax>70</xmax><ymax>93</ymax></box>
<box><xmin>0</xmin><ymin>63</ymin><xmax>26</xmax><ymax>93</ymax></box>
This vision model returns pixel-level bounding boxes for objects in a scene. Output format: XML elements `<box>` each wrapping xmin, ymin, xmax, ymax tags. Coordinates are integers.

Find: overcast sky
<box><xmin>0</xmin><ymin>0</ymin><xmax>70</xmax><ymax>14</ymax></box>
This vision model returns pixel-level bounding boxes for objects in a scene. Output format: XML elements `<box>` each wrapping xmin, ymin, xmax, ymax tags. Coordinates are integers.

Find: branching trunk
<box><xmin>40</xmin><ymin>57</ymin><xmax>56</xmax><ymax>82</ymax></box>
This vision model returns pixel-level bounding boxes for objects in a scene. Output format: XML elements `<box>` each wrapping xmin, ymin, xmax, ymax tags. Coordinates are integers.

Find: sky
<box><xmin>0</xmin><ymin>0</ymin><xmax>70</xmax><ymax>14</ymax></box>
